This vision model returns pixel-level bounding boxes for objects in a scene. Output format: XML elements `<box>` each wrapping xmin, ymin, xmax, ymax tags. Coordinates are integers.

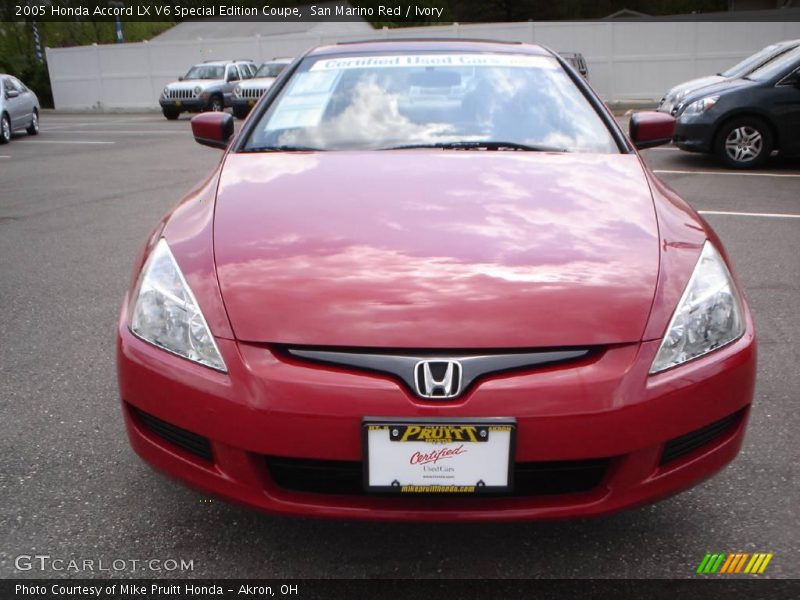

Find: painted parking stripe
<box><xmin>0</xmin><ymin>155</ymin><xmax>9</xmax><ymax>159</ymax></box>
<box><xmin>699</xmin><ymin>210</ymin><xmax>800</xmax><ymax>219</ymax></box>
<box><xmin>19</xmin><ymin>140</ymin><xmax>115</xmax><ymax>145</ymax></box>
<box><xmin>655</xmin><ymin>169</ymin><xmax>800</xmax><ymax>178</ymax></box>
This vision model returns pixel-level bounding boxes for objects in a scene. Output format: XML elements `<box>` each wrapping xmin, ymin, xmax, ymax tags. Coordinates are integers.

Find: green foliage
<box><xmin>0</xmin><ymin>20</ymin><xmax>172</xmax><ymax>107</ymax></box>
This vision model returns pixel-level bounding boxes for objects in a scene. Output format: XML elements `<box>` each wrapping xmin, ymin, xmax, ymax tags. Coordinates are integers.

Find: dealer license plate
<box><xmin>364</xmin><ymin>419</ymin><xmax>514</xmax><ymax>494</ymax></box>
<box><xmin>175</xmin><ymin>100</ymin><xmax>182</xmax><ymax>107</ymax></box>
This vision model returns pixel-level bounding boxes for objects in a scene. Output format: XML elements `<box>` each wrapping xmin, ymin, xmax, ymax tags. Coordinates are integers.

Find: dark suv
<box><xmin>672</xmin><ymin>45</ymin><xmax>800</xmax><ymax>168</ymax></box>
<box><xmin>159</xmin><ymin>59</ymin><xmax>257</xmax><ymax>120</ymax></box>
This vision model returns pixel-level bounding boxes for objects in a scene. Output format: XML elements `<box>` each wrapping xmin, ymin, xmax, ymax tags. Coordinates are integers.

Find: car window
<box><xmin>256</xmin><ymin>63</ymin><xmax>288</xmax><ymax>78</ymax></box>
<box><xmin>227</xmin><ymin>65</ymin><xmax>241</xmax><ymax>82</ymax></box>
<box><xmin>12</xmin><ymin>77</ymin><xmax>27</xmax><ymax>92</ymax></box>
<box><xmin>244</xmin><ymin>52</ymin><xmax>618</xmax><ymax>153</ymax></box>
<box><xmin>721</xmin><ymin>44</ymin><xmax>791</xmax><ymax>78</ymax></box>
<box><xmin>746</xmin><ymin>46</ymin><xmax>800</xmax><ymax>82</ymax></box>
<box><xmin>184</xmin><ymin>65</ymin><xmax>224</xmax><ymax>80</ymax></box>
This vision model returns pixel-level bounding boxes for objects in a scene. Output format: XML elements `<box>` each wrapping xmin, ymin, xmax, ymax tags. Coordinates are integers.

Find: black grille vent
<box><xmin>660</xmin><ymin>411</ymin><xmax>743</xmax><ymax>466</ymax></box>
<box><xmin>266</xmin><ymin>456</ymin><xmax>610</xmax><ymax>497</ymax></box>
<box><xmin>131</xmin><ymin>406</ymin><xmax>213</xmax><ymax>462</ymax></box>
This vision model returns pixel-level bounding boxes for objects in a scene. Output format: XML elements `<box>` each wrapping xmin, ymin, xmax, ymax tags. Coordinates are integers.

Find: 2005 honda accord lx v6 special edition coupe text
<box><xmin>117</xmin><ymin>40</ymin><xmax>756</xmax><ymax>521</ymax></box>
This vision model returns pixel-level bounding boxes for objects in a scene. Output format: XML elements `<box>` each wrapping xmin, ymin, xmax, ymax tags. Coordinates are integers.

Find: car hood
<box><xmin>666</xmin><ymin>74</ymin><xmax>726</xmax><ymax>100</ymax></box>
<box><xmin>240</xmin><ymin>77</ymin><xmax>276</xmax><ymax>88</ymax></box>
<box><xmin>167</xmin><ymin>80</ymin><xmax>223</xmax><ymax>90</ymax></box>
<box><xmin>213</xmin><ymin>152</ymin><xmax>660</xmax><ymax>348</ymax></box>
<box><xmin>678</xmin><ymin>77</ymin><xmax>757</xmax><ymax>110</ymax></box>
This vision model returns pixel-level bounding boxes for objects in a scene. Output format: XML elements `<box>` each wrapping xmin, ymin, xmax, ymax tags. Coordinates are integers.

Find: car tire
<box><xmin>714</xmin><ymin>117</ymin><xmax>773</xmax><ymax>169</ymax></box>
<box><xmin>162</xmin><ymin>108</ymin><xmax>180</xmax><ymax>120</ymax></box>
<box><xmin>233</xmin><ymin>106</ymin><xmax>250</xmax><ymax>120</ymax></box>
<box><xmin>209</xmin><ymin>95</ymin><xmax>224</xmax><ymax>112</ymax></box>
<box><xmin>26</xmin><ymin>110</ymin><xmax>39</xmax><ymax>135</ymax></box>
<box><xmin>0</xmin><ymin>113</ymin><xmax>10</xmax><ymax>144</ymax></box>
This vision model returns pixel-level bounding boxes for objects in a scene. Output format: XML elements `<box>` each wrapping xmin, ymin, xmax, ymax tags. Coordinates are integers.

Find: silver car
<box><xmin>159</xmin><ymin>60</ymin><xmax>257</xmax><ymax>120</ymax></box>
<box><xmin>231</xmin><ymin>58</ymin><xmax>292</xmax><ymax>119</ymax></box>
<box><xmin>1</xmin><ymin>74</ymin><xmax>40</xmax><ymax>144</ymax></box>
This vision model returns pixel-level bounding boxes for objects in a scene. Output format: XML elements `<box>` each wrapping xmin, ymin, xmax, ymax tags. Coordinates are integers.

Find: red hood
<box><xmin>213</xmin><ymin>151</ymin><xmax>659</xmax><ymax>348</ymax></box>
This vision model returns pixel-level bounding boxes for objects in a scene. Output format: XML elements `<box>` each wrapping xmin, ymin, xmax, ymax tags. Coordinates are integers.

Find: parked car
<box><xmin>559</xmin><ymin>52</ymin><xmax>589</xmax><ymax>79</ymax></box>
<box><xmin>658</xmin><ymin>39</ymin><xmax>800</xmax><ymax>115</ymax></box>
<box><xmin>231</xmin><ymin>58</ymin><xmax>292</xmax><ymax>119</ymax></box>
<box><xmin>672</xmin><ymin>44</ymin><xmax>800</xmax><ymax>168</ymax></box>
<box><xmin>1</xmin><ymin>74</ymin><xmax>40</xmax><ymax>144</ymax></box>
<box><xmin>118</xmin><ymin>40</ymin><xmax>755</xmax><ymax>521</ymax></box>
<box><xmin>159</xmin><ymin>59</ymin><xmax>257</xmax><ymax>120</ymax></box>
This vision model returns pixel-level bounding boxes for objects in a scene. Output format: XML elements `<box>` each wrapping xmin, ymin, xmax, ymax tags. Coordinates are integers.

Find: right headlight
<box><xmin>682</xmin><ymin>95</ymin><xmax>719</xmax><ymax>116</ymax></box>
<box><xmin>129</xmin><ymin>239</ymin><xmax>226</xmax><ymax>372</ymax></box>
<box><xmin>650</xmin><ymin>242</ymin><xmax>745</xmax><ymax>374</ymax></box>
<box><xmin>162</xmin><ymin>87</ymin><xmax>170</xmax><ymax>97</ymax></box>
<box><xmin>233</xmin><ymin>85</ymin><xmax>242</xmax><ymax>97</ymax></box>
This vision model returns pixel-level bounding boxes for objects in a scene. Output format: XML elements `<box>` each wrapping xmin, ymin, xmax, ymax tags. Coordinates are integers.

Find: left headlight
<box><xmin>682</xmin><ymin>95</ymin><xmax>719</xmax><ymax>116</ymax></box>
<box><xmin>193</xmin><ymin>86</ymin><xmax>202</xmax><ymax>96</ymax></box>
<box><xmin>130</xmin><ymin>239</ymin><xmax>227</xmax><ymax>372</ymax></box>
<box><xmin>650</xmin><ymin>242</ymin><xmax>744</xmax><ymax>374</ymax></box>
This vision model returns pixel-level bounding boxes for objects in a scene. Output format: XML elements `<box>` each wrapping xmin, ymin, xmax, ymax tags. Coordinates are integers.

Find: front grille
<box><xmin>240</xmin><ymin>87</ymin><xmax>265</xmax><ymax>99</ymax></box>
<box><xmin>166</xmin><ymin>89</ymin><xmax>196</xmax><ymax>100</ymax></box>
<box><xmin>266</xmin><ymin>456</ymin><xmax>610</xmax><ymax>497</ymax></box>
<box><xmin>660</xmin><ymin>410</ymin><xmax>744</xmax><ymax>465</ymax></box>
<box><xmin>131</xmin><ymin>406</ymin><xmax>213</xmax><ymax>462</ymax></box>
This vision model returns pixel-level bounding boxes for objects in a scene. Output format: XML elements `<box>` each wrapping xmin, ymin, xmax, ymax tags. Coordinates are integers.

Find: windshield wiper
<box><xmin>379</xmin><ymin>141</ymin><xmax>568</xmax><ymax>152</ymax></box>
<box><xmin>242</xmin><ymin>145</ymin><xmax>324</xmax><ymax>153</ymax></box>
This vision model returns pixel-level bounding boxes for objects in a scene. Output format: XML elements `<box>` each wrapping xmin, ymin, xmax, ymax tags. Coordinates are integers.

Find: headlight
<box><xmin>233</xmin><ymin>85</ymin><xmax>242</xmax><ymax>97</ymax></box>
<box><xmin>130</xmin><ymin>239</ymin><xmax>226</xmax><ymax>372</ymax></box>
<box><xmin>193</xmin><ymin>86</ymin><xmax>202</xmax><ymax>96</ymax></box>
<box><xmin>162</xmin><ymin>87</ymin><xmax>170</xmax><ymax>97</ymax></box>
<box><xmin>650</xmin><ymin>242</ymin><xmax>744</xmax><ymax>374</ymax></box>
<box><xmin>682</xmin><ymin>95</ymin><xmax>719</xmax><ymax>116</ymax></box>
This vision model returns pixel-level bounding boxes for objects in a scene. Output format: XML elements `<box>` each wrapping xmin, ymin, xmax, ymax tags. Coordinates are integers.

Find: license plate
<box><xmin>175</xmin><ymin>100</ymin><xmax>182</xmax><ymax>107</ymax></box>
<box><xmin>248</xmin><ymin>100</ymin><xmax>255</xmax><ymax>106</ymax></box>
<box><xmin>363</xmin><ymin>418</ymin><xmax>514</xmax><ymax>494</ymax></box>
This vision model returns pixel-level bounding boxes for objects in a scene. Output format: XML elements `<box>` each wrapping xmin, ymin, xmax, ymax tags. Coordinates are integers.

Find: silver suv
<box><xmin>1</xmin><ymin>74</ymin><xmax>40</xmax><ymax>144</ymax></box>
<box><xmin>159</xmin><ymin>59</ymin><xmax>257</xmax><ymax>120</ymax></box>
<box><xmin>231</xmin><ymin>58</ymin><xmax>292</xmax><ymax>119</ymax></box>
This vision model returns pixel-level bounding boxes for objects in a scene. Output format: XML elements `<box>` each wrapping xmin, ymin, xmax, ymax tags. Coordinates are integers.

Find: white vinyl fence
<box><xmin>46</xmin><ymin>20</ymin><xmax>800</xmax><ymax>111</ymax></box>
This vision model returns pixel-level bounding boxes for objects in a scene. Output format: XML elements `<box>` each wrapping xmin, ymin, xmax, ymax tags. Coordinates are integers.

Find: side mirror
<box><xmin>178</xmin><ymin>76</ymin><xmax>184</xmax><ymax>81</ymax></box>
<box><xmin>629</xmin><ymin>111</ymin><xmax>675</xmax><ymax>150</ymax></box>
<box><xmin>6</xmin><ymin>89</ymin><xmax>20</xmax><ymax>99</ymax></box>
<box><xmin>191</xmin><ymin>112</ymin><xmax>234</xmax><ymax>150</ymax></box>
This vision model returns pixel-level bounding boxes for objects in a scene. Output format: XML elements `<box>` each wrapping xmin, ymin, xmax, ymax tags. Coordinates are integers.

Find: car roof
<box><xmin>308</xmin><ymin>39</ymin><xmax>552</xmax><ymax>58</ymax></box>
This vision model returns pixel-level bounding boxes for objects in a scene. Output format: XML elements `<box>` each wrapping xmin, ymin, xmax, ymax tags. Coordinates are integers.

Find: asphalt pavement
<box><xmin>1</xmin><ymin>112</ymin><xmax>798</xmax><ymax>579</ymax></box>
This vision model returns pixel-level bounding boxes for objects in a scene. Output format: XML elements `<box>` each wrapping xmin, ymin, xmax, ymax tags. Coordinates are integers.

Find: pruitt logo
<box><xmin>697</xmin><ymin>552</ymin><xmax>773</xmax><ymax>575</ymax></box>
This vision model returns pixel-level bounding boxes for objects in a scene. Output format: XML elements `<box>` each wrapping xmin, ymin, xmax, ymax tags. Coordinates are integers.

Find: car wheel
<box><xmin>162</xmin><ymin>108</ymin><xmax>180</xmax><ymax>120</ymax></box>
<box><xmin>26</xmin><ymin>110</ymin><xmax>39</xmax><ymax>135</ymax></box>
<box><xmin>233</xmin><ymin>106</ymin><xmax>250</xmax><ymax>120</ymax></box>
<box><xmin>0</xmin><ymin>114</ymin><xmax>10</xmax><ymax>144</ymax></box>
<box><xmin>209</xmin><ymin>95</ymin><xmax>224</xmax><ymax>112</ymax></box>
<box><xmin>714</xmin><ymin>117</ymin><xmax>773</xmax><ymax>169</ymax></box>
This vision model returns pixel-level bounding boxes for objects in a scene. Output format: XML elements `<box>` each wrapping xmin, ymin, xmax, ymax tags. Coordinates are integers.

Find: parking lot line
<box><xmin>0</xmin><ymin>155</ymin><xmax>9</xmax><ymax>159</ymax></box>
<box><xmin>19</xmin><ymin>140</ymin><xmax>115</xmax><ymax>145</ymax></box>
<box><xmin>698</xmin><ymin>210</ymin><xmax>800</xmax><ymax>219</ymax></box>
<box><xmin>654</xmin><ymin>169</ymin><xmax>800</xmax><ymax>178</ymax></box>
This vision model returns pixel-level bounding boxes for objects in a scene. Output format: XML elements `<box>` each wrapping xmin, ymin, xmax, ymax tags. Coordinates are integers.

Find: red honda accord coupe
<box><xmin>117</xmin><ymin>40</ymin><xmax>756</xmax><ymax>521</ymax></box>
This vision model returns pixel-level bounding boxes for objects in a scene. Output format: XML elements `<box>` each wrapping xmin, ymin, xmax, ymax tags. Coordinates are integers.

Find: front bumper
<box><xmin>117</xmin><ymin>309</ymin><xmax>756</xmax><ymax>521</ymax></box>
<box><xmin>673</xmin><ymin>114</ymin><xmax>716</xmax><ymax>153</ymax></box>
<box><xmin>159</xmin><ymin>97</ymin><xmax>206</xmax><ymax>112</ymax></box>
<box><xmin>231</xmin><ymin>97</ymin><xmax>259</xmax><ymax>112</ymax></box>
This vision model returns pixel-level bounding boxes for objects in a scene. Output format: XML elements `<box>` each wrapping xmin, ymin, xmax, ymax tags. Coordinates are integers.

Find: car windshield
<box><xmin>746</xmin><ymin>46</ymin><xmax>800</xmax><ymax>81</ymax></box>
<box><xmin>184</xmin><ymin>65</ymin><xmax>224</xmax><ymax>80</ymax></box>
<box><xmin>720</xmin><ymin>44</ymin><xmax>791</xmax><ymax>78</ymax></box>
<box><xmin>243</xmin><ymin>52</ymin><xmax>618</xmax><ymax>153</ymax></box>
<box><xmin>256</xmin><ymin>63</ymin><xmax>287</xmax><ymax>78</ymax></box>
